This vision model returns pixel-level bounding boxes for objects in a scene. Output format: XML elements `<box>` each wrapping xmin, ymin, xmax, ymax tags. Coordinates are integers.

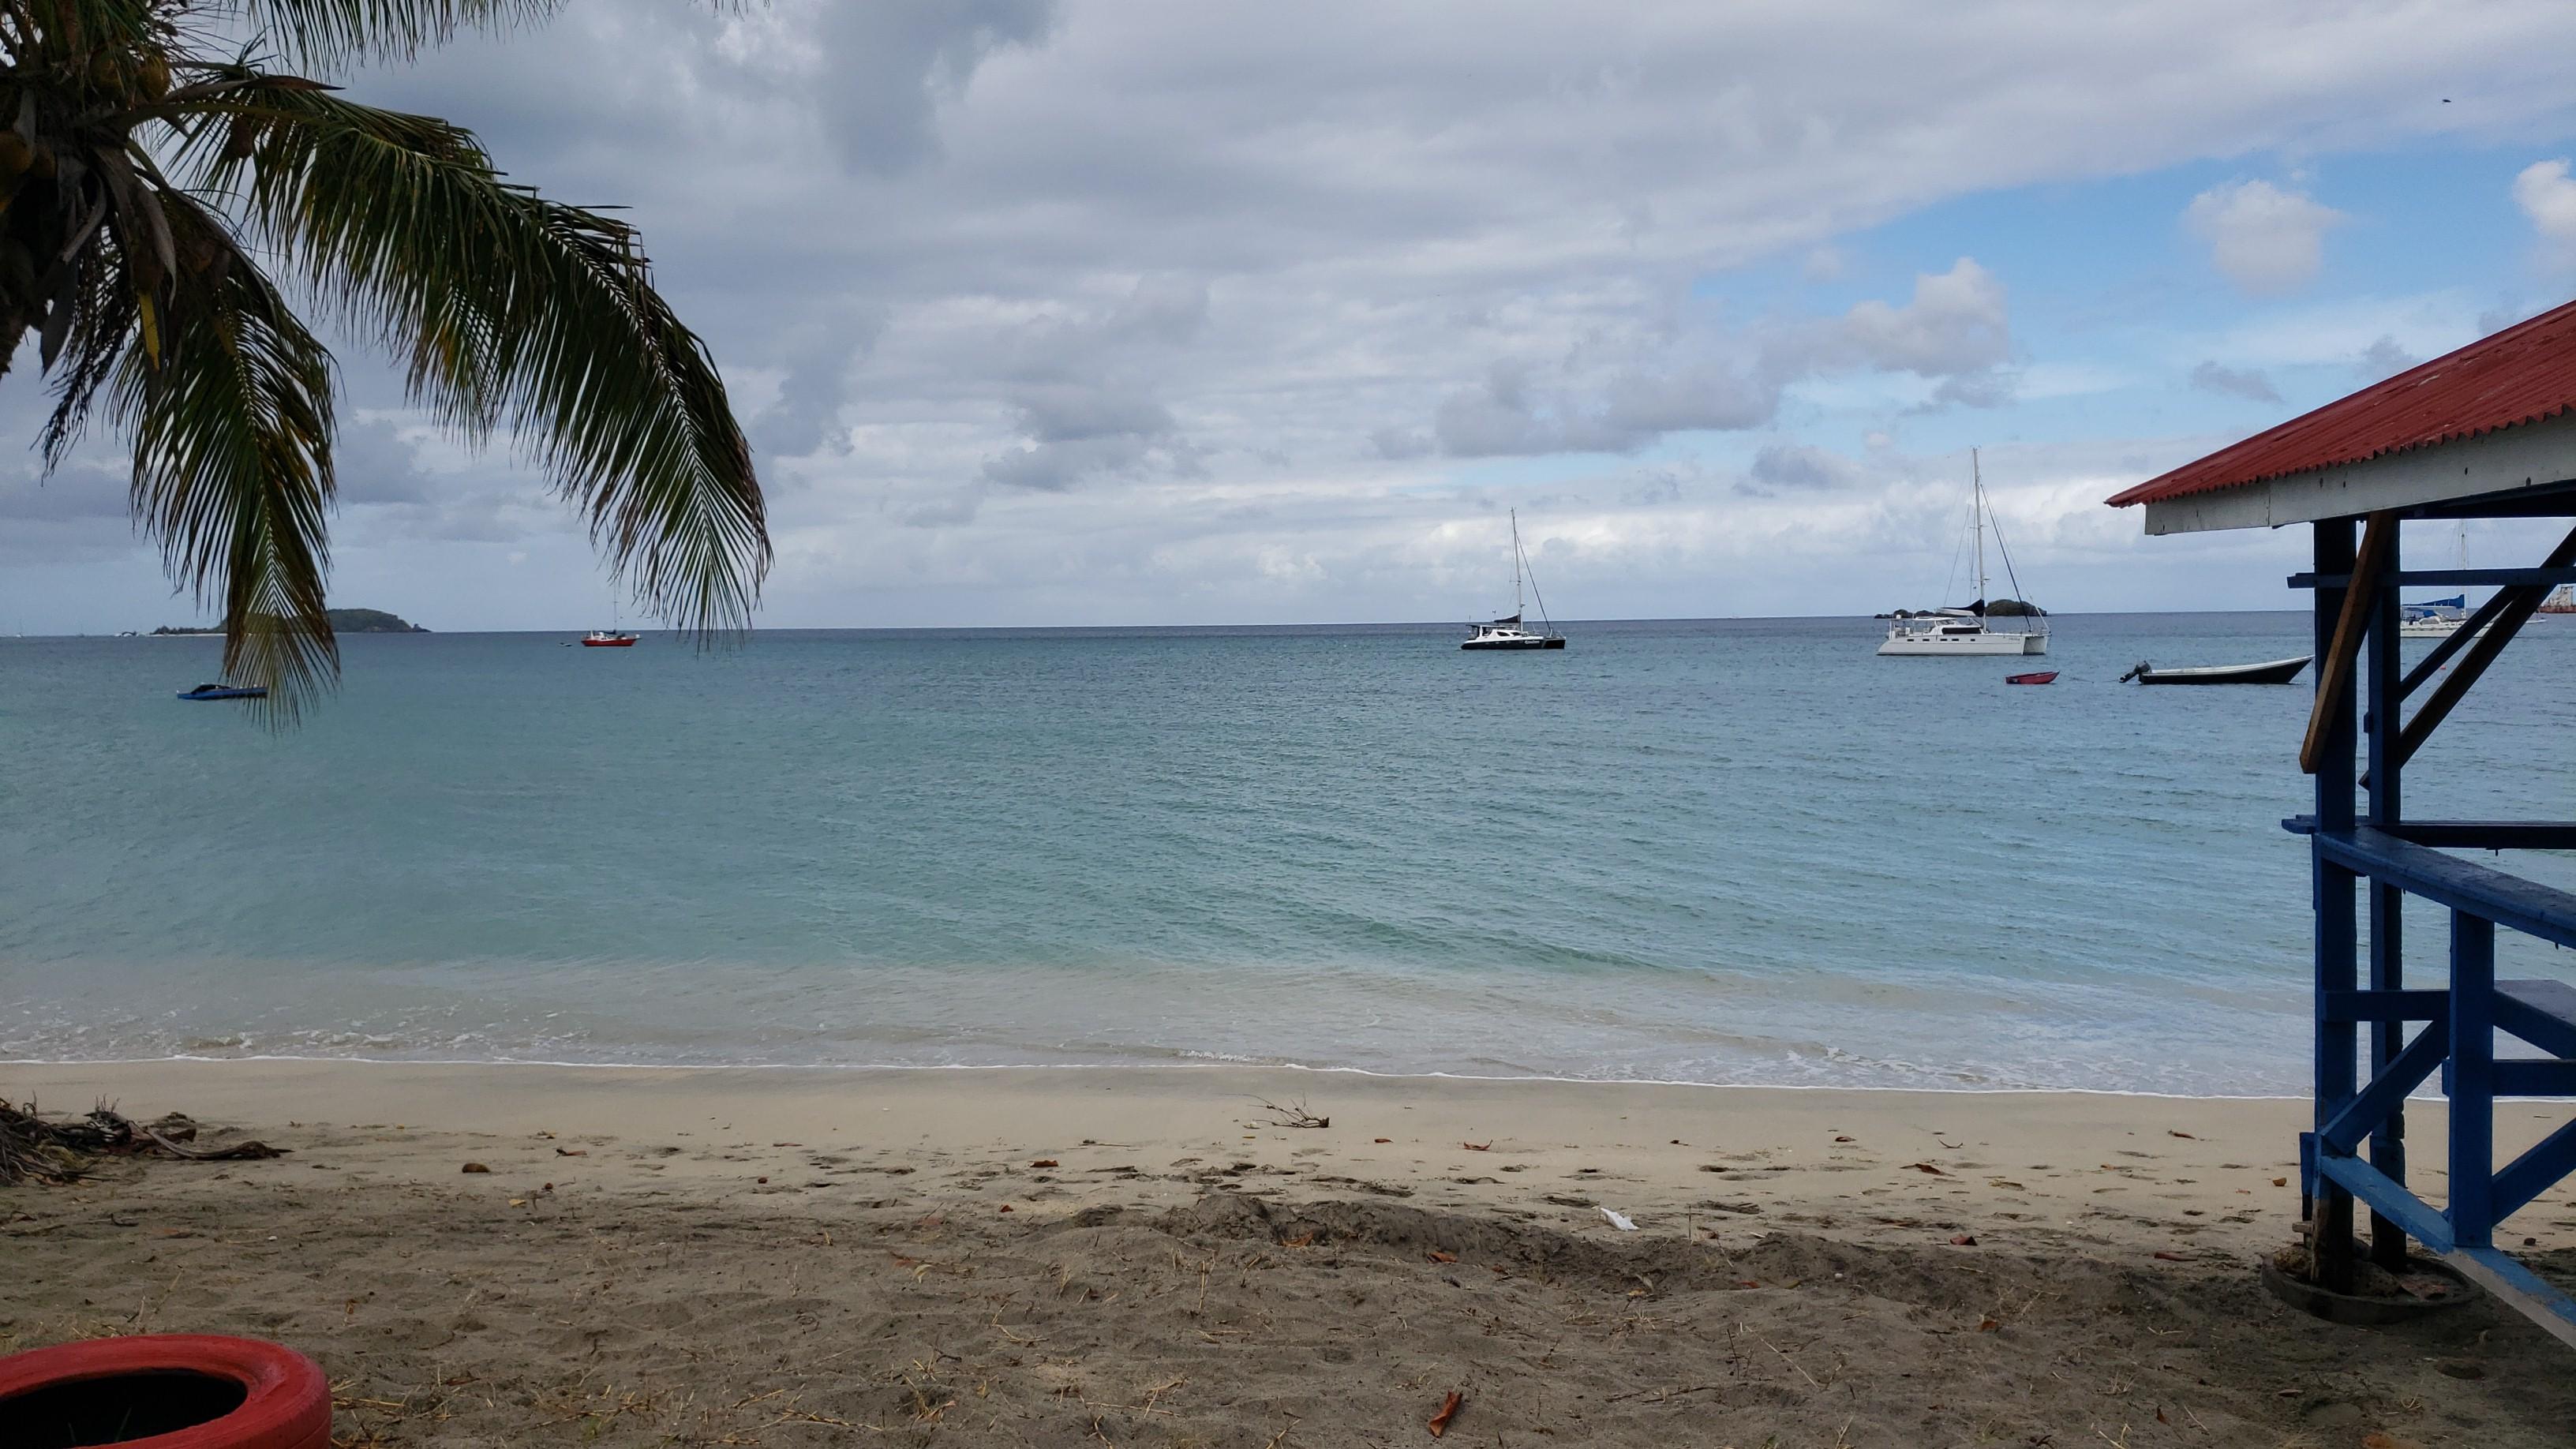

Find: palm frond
<box><xmin>179</xmin><ymin>77</ymin><xmax>768</xmax><ymax>635</ymax></box>
<box><xmin>222</xmin><ymin>1</ymin><xmax>563</xmax><ymax>65</ymax></box>
<box><xmin>111</xmin><ymin>185</ymin><xmax>339</xmax><ymax>724</ymax></box>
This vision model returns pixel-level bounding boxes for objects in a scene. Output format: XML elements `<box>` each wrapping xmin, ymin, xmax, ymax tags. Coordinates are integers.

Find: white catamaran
<box><xmin>1878</xmin><ymin>449</ymin><xmax>2048</xmax><ymax>657</ymax></box>
<box><xmin>1462</xmin><ymin>511</ymin><xmax>1566</xmax><ymax>650</ymax></box>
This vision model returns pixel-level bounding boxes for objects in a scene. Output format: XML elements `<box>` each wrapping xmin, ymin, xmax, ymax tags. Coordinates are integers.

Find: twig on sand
<box><xmin>1758</xmin><ymin>1333</ymin><xmax>1821</xmax><ymax>1389</ymax></box>
<box><xmin>1252</xmin><ymin>1097</ymin><xmax>1330</xmax><ymax>1129</ymax></box>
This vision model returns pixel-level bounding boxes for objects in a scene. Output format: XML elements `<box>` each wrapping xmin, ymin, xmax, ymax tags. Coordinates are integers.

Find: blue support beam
<box><xmin>2320</xmin><ymin>1020</ymin><xmax>2446</xmax><ymax>1155</ymax></box>
<box><xmin>2315</xmin><ymin>1151</ymin><xmax>2453</xmax><ymax>1252</ymax></box>
<box><xmin>2312</xmin><ymin>519</ymin><xmax>2362</xmax><ymax>1292</ymax></box>
<box><xmin>2290</xmin><ymin>566</ymin><xmax>2576</xmax><ymax>588</ymax></box>
<box><xmin>2364</xmin><ymin>555</ymin><xmax>2408</xmax><ymax>1268</ymax></box>
<box><xmin>2493</xmin><ymin>1118</ymin><xmax>2576</xmax><ymax>1222</ymax></box>
<box><xmin>2450</xmin><ymin>912</ymin><xmax>2497</xmax><ymax>1250</ymax></box>
<box><xmin>2321</xmin><ymin>989</ymin><xmax>2447</xmax><ymax>1022</ymax></box>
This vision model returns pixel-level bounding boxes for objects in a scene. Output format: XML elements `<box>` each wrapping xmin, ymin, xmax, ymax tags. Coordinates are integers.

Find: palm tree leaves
<box><xmin>224</xmin><ymin>2</ymin><xmax>562</xmax><ymax>66</ymax></box>
<box><xmin>185</xmin><ymin>78</ymin><xmax>768</xmax><ymax>636</ymax></box>
<box><xmin>114</xmin><ymin>189</ymin><xmax>339</xmax><ymax>724</ymax></box>
<box><xmin>3</xmin><ymin>5</ymin><xmax>768</xmax><ymax>717</ymax></box>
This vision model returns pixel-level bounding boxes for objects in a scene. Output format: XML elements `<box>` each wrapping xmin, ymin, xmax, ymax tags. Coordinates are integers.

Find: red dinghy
<box><xmin>2005</xmin><ymin>670</ymin><xmax>2058</xmax><ymax>685</ymax></box>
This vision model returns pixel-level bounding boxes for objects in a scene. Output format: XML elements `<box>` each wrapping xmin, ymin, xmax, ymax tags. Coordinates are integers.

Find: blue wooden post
<box><xmin>2450</xmin><ymin>911</ymin><xmax>2496</xmax><ymax>1249</ymax></box>
<box><xmin>2313</xmin><ymin>519</ymin><xmax>2361</xmax><ymax>1291</ymax></box>
<box><xmin>2365</xmin><ymin>527</ymin><xmax>2407</xmax><ymax>1268</ymax></box>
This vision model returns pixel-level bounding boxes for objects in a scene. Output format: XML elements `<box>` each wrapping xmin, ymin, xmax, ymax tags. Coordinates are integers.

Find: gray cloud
<box><xmin>1747</xmin><ymin>444</ymin><xmax>1866</xmax><ymax>492</ymax></box>
<box><xmin>2188</xmin><ymin>360</ymin><xmax>2284</xmax><ymax>404</ymax></box>
<box><xmin>1430</xmin><ymin>259</ymin><xmax>2009</xmax><ymax>457</ymax></box>
<box><xmin>14</xmin><ymin>0</ymin><xmax>2576</xmax><ymax>630</ymax></box>
<box><xmin>811</xmin><ymin>0</ymin><xmax>1058</xmax><ymax>174</ymax></box>
<box><xmin>2356</xmin><ymin>335</ymin><xmax>2421</xmax><ymax>381</ymax></box>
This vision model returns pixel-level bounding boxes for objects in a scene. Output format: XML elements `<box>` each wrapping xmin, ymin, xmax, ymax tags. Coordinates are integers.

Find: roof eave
<box><xmin>2136</xmin><ymin>409</ymin><xmax>2576</xmax><ymax>535</ymax></box>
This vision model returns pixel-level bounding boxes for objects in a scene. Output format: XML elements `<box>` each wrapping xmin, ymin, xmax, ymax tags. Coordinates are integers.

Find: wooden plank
<box><xmin>2316</xmin><ymin>1151</ymin><xmax>2452</xmax><ymax>1252</ymax></box>
<box><xmin>2320</xmin><ymin>989</ymin><xmax>2447</xmax><ymax>1022</ymax></box>
<box><xmin>2451</xmin><ymin>914</ymin><xmax>2496</xmax><ymax>1249</ymax></box>
<box><xmin>2391</xmin><ymin>822</ymin><xmax>2576</xmax><ymax>851</ymax></box>
<box><xmin>2312</xmin><ymin>829</ymin><xmax>2576</xmax><ymax>949</ymax></box>
<box><xmin>2320</xmin><ymin>1019</ymin><xmax>2447</xmax><ymax>1155</ymax></box>
<box><xmin>2492</xmin><ymin>1119</ymin><xmax>2576</xmax><ymax>1222</ymax></box>
<box><xmin>2448</xmin><ymin>1248</ymin><xmax>2576</xmax><ymax>1351</ymax></box>
<box><xmin>2302</xmin><ymin>511</ymin><xmax>2393</xmax><ymax>774</ymax></box>
<box><xmin>2398</xmin><ymin>520</ymin><xmax>2576</xmax><ymax>760</ymax></box>
<box><xmin>2498</xmin><ymin>979</ymin><xmax>2576</xmax><ymax>1059</ymax></box>
<box><xmin>2293</xmin><ymin>566</ymin><xmax>2576</xmax><ymax>587</ymax></box>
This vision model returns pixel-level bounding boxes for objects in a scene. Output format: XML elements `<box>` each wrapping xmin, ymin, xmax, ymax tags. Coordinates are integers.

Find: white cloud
<box><xmin>2183</xmin><ymin>180</ymin><xmax>2346</xmax><ymax>295</ymax></box>
<box><xmin>2512</xmin><ymin>159</ymin><xmax>2576</xmax><ymax>270</ymax></box>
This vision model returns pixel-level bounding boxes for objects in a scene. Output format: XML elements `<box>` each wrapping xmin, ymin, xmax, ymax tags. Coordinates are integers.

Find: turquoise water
<box><xmin>3</xmin><ymin>616</ymin><xmax>2570</xmax><ymax>1093</ymax></box>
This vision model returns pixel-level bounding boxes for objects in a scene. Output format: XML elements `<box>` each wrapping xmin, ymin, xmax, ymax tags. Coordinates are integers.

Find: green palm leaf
<box><xmin>114</xmin><ymin>189</ymin><xmax>340</xmax><ymax>725</ymax></box>
<box><xmin>182</xmin><ymin>77</ymin><xmax>769</xmax><ymax>638</ymax></box>
<box><xmin>229</xmin><ymin>2</ymin><xmax>565</xmax><ymax>65</ymax></box>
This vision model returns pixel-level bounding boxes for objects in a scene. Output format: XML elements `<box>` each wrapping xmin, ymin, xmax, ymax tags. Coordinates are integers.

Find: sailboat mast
<box><xmin>1511</xmin><ymin>509</ymin><xmax>1525</xmax><ymax>620</ymax></box>
<box><xmin>1971</xmin><ymin>447</ymin><xmax>1987</xmax><ymax>605</ymax></box>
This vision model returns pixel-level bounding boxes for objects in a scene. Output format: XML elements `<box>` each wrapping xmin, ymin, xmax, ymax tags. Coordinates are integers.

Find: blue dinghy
<box><xmin>177</xmin><ymin>683</ymin><xmax>268</xmax><ymax>701</ymax></box>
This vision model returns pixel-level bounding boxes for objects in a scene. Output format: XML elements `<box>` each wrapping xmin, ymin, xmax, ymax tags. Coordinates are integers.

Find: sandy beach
<box><xmin>6</xmin><ymin>1060</ymin><xmax>2574</xmax><ymax>1447</ymax></box>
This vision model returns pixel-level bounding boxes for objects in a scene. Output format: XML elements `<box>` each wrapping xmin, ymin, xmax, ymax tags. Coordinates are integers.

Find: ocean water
<box><xmin>2</xmin><ymin>615</ymin><xmax>2570</xmax><ymax>1095</ymax></box>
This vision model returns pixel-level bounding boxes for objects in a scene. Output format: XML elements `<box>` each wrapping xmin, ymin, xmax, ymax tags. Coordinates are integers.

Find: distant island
<box><xmin>153</xmin><ymin>608</ymin><xmax>428</xmax><ymax>635</ymax></box>
<box><xmin>1876</xmin><ymin>598</ymin><xmax>2047</xmax><ymax>620</ymax></box>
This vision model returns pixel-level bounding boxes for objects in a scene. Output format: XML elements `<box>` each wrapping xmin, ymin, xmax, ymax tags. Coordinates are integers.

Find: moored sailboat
<box><xmin>1462</xmin><ymin>511</ymin><xmax>1566</xmax><ymax>650</ymax></box>
<box><xmin>1878</xmin><ymin>449</ymin><xmax>2047</xmax><ymax>657</ymax></box>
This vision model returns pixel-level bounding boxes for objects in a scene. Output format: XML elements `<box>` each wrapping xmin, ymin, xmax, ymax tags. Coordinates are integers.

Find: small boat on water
<box><xmin>1462</xmin><ymin>511</ymin><xmax>1566</xmax><ymax>650</ymax></box>
<box><xmin>177</xmin><ymin>683</ymin><xmax>268</xmax><ymax>701</ymax></box>
<box><xmin>2119</xmin><ymin>656</ymin><xmax>2311</xmax><ymax>686</ymax></box>
<box><xmin>2005</xmin><ymin>670</ymin><xmax>2057</xmax><ymax>685</ymax></box>
<box><xmin>581</xmin><ymin>630</ymin><xmax>638</xmax><ymax>648</ymax></box>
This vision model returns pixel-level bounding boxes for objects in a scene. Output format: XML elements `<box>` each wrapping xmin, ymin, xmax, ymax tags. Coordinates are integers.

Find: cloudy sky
<box><xmin>9</xmin><ymin>0</ymin><xmax>2576</xmax><ymax>632</ymax></box>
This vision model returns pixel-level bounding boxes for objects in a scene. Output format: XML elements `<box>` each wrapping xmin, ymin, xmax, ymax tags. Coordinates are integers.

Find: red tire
<box><xmin>0</xmin><ymin>1334</ymin><xmax>330</xmax><ymax>1448</ymax></box>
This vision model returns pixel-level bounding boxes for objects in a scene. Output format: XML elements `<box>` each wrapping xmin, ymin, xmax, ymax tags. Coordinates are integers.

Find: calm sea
<box><xmin>3</xmin><ymin>615</ymin><xmax>2570</xmax><ymax>1094</ymax></box>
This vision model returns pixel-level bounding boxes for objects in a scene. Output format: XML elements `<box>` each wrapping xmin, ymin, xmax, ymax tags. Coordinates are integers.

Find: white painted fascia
<box><xmin>2137</xmin><ymin>410</ymin><xmax>2576</xmax><ymax>535</ymax></box>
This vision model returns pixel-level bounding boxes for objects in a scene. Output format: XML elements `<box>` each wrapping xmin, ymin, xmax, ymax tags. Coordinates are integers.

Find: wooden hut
<box><xmin>2110</xmin><ymin>300</ymin><xmax>2576</xmax><ymax>1346</ymax></box>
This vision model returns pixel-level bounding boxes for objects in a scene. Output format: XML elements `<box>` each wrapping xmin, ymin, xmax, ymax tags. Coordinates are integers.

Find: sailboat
<box><xmin>582</xmin><ymin>590</ymin><xmax>638</xmax><ymax>647</ymax></box>
<box><xmin>1462</xmin><ymin>511</ymin><xmax>1566</xmax><ymax>650</ymax></box>
<box><xmin>1878</xmin><ymin>450</ymin><xmax>2048</xmax><ymax>657</ymax></box>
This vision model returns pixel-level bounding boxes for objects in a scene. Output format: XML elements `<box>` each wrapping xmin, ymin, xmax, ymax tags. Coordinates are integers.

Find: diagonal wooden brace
<box><xmin>2303</xmin><ymin>511</ymin><xmax>2394</xmax><ymax>775</ymax></box>
<box><xmin>2320</xmin><ymin>1016</ymin><xmax>2448</xmax><ymax>1156</ymax></box>
<box><xmin>2396</xmin><ymin>520</ymin><xmax>2576</xmax><ymax>770</ymax></box>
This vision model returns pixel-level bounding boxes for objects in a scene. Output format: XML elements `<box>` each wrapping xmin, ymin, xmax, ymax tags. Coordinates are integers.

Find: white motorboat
<box><xmin>1879</xmin><ymin>449</ymin><xmax>2048</xmax><ymax>657</ymax></box>
<box><xmin>1462</xmin><ymin>511</ymin><xmax>1566</xmax><ymax>650</ymax></box>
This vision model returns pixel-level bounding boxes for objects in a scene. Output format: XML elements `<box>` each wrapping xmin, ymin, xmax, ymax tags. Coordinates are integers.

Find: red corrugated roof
<box><xmin>2107</xmin><ymin>296</ymin><xmax>2576</xmax><ymax>508</ymax></box>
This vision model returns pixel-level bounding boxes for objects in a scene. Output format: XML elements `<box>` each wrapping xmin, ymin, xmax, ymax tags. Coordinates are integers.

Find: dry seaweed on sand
<box><xmin>0</xmin><ymin>1099</ymin><xmax>285</xmax><ymax>1183</ymax></box>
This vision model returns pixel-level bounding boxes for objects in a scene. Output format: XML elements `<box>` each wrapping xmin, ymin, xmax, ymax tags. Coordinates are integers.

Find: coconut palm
<box><xmin>1</xmin><ymin>2</ymin><xmax>767</xmax><ymax>717</ymax></box>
